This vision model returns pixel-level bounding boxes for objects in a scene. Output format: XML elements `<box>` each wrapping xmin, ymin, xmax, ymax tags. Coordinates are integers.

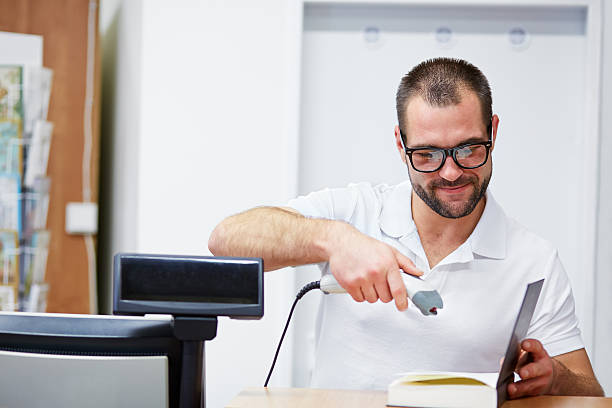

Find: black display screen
<box><xmin>120</xmin><ymin>256</ymin><xmax>260</xmax><ymax>305</ymax></box>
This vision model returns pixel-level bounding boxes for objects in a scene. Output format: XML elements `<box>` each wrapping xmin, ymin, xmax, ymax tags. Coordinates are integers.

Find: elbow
<box><xmin>208</xmin><ymin>223</ymin><xmax>227</xmax><ymax>256</ymax></box>
<box><xmin>594</xmin><ymin>382</ymin><xmax>605</xmax><ymax>397</ymax></box>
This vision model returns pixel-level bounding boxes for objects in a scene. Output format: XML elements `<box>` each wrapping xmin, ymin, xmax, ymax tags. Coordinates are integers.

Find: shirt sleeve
<box><xmin>287</xmin><ymin>185</ymin><xmax>364</xmax><ymax>222</ymax></box>
<box><xmin>526</xmin><ymin>251</ymin><xmax>584</xmax><ymax>357</ymax></box>
<box><xmin>287</xmin><ymin>184</ymin><xmax>375</xmax><ymax>277</ymax></box>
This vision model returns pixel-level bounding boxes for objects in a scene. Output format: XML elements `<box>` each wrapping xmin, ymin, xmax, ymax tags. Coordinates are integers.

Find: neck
<box><xmin>411</xmin><ymin>191</ymin><xmax>486</xmax><ymax>267</ymax></box>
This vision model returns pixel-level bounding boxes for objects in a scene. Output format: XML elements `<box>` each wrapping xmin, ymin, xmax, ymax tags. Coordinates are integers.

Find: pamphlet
<box><xmin>0</xmin><ymin>174</ymin><xmax>21</xmax><ymax>233</ymax></box>
<box><xmin>0</xmin><ymin>65</ymin><xmax>23</xmax><ymax>122</ymax></box>
<box><xmin>24</xmin><ymin>120</ymin><xmax>52</xmax><ymax>187</ymax></box>
<box><xmin>25</xmin><ymin>282</ymin><xmax>48</xmax><ymax>312</ymax></box>
<box><xmin>24</xmin><ymin>230</ymin><xmax>50</xmax><ymax>295</ymax></box>
<box><xmin>0</xmin><ymin>120</ymin><xmax>22</xmax><ymax>175</ymax></box>
<box><xmin>24</xmin><ymin>67</ymin><xmax>52</xmax><ymax>135</ymax></box>
<box><xmin>0</xmin><ymin>230</ymin><xmax>18</xmax><ymax>287</ymax></box>
<box><xmin>0</xmin><ymin>285</ymin><xmax>16</xmax><ymax>311</ymax></box>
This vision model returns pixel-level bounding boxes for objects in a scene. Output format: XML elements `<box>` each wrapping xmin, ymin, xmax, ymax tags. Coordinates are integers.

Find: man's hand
<box><xmin>507</xmin><ymin>339</ymin><xmax>554</xmax><ymax>399</ymax></box>
<box><xmin>326</xmin><ymin>222</ymin><xmax>422</xmax><ymax>311</ymax></box>
<box><xmin>507</xmin><ymin>340</ymin><xmax>604</xmax><ymax>398</ymax></box>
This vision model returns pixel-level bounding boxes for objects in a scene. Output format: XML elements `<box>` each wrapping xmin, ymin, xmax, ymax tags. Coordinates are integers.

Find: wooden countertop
<box><xmin>227</xmin><ymin>387</ymin><xmax>612</xmax><ymax>408</ymax></box>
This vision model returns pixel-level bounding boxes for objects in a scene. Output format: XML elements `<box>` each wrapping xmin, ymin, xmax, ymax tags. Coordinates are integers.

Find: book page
<box><xmin>395</xmin><ymin>372</ymin><xmax>499</xmax><ymax>388</ymax></box>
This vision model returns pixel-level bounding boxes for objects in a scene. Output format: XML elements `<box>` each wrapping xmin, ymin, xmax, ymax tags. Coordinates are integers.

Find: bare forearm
<box><xmin>550</xmin><ymin>358</ymin><xmax>604</xmax><ymax>397</ymax></box>
<box><xmin>208</xmin><ymin>206</ymin><xmax>343</xmax><ymax>271</ymax></box>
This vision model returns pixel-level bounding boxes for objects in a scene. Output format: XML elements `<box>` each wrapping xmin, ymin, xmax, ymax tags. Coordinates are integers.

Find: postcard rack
<box><xmin>0</xmin><ymin>65</ymin><xmax>53</xmax><ymax>312</ymax></box>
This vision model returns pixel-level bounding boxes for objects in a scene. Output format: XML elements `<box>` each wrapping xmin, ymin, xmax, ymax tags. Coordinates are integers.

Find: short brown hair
<box><xmin>396</xmin><ymin>58</ymin><xmax>492</xmax><ymax>142</ymax></box>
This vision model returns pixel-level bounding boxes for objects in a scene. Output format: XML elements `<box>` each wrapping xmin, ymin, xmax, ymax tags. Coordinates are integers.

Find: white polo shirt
<box><xmin>288</xmin><ymin>181</ymin><xmax>583</xmax><ymax>390</ymax></box>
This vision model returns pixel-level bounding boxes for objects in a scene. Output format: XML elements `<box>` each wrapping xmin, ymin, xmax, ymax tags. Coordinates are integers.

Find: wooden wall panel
<box><xmin>0</xmin><ymin>0</ymin><xmax>100</xmax><ymax>313</ymax></box>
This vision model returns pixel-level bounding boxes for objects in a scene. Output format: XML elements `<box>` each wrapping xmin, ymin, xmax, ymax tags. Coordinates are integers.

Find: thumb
<box><xmin>394</xmin><ymin>250</ymin><xmax>422</xmax><ymax>277</ymax></box>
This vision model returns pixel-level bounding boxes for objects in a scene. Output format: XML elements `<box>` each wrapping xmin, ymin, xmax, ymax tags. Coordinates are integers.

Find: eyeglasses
<box><xmin>399</xmin><ymin>123</ymin><xmax>492</xmax><ymax>173</ymax></box>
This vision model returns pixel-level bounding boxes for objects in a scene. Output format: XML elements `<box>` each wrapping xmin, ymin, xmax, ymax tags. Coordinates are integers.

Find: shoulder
<box><xmin>287</xmin><ymin>181</ymin><xmax>397</xmax><ymax>223</ymax></box>
<box><xmin>347</xmin><ymin>181</ymin><xmax>395</xmax><ymax>206</ymax></box>
<box><xmin>483</xmin><ymin>193</ymin><xmax>560</xmax><ymax>279</ymax></box>
<box><xmin>335</xmin><ymin>181</ymin><xmax>406</xmax><ymax>218</ymax></box>
<box><xmin>505</xmin><ymin>216</ymin><xmax>556</xmax><ymax>256</ymax></box>
<box><xmin>482</xmin><ymin>192</ymin><xmax>556</xmax><ymax>259</ymax></box>
<box><xmin>501</xmin><ymin>212</ymin><xmax>566</xmax><ymax>287</ymax></box>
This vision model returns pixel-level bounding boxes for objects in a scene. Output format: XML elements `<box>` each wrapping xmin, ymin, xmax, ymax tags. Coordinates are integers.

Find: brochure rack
<box><xmin>0</xmin><ymin>65</ymin><xmax>52</xmax><ymax>312</ymax></box>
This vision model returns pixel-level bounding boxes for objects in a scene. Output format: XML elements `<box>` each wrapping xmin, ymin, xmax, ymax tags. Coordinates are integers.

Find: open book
<box><xmin>387</xmin><ymin>279</ymin><xmax>544</xmax><ymax>408</ymax></box>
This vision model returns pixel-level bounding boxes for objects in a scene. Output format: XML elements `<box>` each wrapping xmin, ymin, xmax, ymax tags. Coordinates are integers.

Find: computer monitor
<box><xmin>0</xmin><ymin>312</ymin><xmax>181</xmax><ymax>407</ymax></box>
<box><xmin>0</xmin><ymin>255</ymin><xmax>264</xmax><ymax>408</ymax></box>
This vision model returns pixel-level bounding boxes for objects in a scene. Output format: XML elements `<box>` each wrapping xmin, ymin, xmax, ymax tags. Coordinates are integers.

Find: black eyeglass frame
<box><xmin>399</xmin><ymin>122</ymin><xmax>493</xmax><ymax>173</ymax></box>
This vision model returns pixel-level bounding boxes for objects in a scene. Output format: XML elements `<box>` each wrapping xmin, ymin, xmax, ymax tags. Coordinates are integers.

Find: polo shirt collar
<box><xmin>378</xmin><ymin>183</ymin><xmax>506</xmax><ymax>260</ymax></box>
<box><xmin>469</xmin><ymin>190</ymin><xmax>507</xmax><ymax>259</ymax></box>
<box><xmin>378</xmin><ymin>180</ymin><xmax>416</xmax><ymax>239</ymax></box>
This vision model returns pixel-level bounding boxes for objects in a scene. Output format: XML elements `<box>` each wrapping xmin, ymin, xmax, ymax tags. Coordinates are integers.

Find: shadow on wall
<box><xmin>98</xmin><ymin>4</ymin><xmax>119</xmax><ymax>315</ymax></box>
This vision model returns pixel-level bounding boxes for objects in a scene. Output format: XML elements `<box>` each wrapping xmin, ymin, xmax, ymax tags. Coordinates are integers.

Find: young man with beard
<box><xmin>208</xmin><ymin>58</ymin><xmax>603</xmax><ymax>397</ymax></box>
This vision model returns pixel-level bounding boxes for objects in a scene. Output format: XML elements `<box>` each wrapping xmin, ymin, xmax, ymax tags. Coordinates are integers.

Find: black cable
<box><xmin>264</xmin><ymin>280</ymin><xmax>321</xmax><ymax>387</ymax></box>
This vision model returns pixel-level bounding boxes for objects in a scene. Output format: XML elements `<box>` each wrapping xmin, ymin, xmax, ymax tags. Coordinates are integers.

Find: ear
<box><xmin>394</xmin><ymin>125</ymin><xmax>408</xmax><ymax>164</ymax></box>
<box><xmin>491</xmin><ymin>114</ymin><xmax>499</xmax><ymax>152</ymax></box>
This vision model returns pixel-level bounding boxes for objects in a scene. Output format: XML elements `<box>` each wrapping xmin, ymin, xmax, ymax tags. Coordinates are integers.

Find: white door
<box><xmin>295</xmin><ymin>1</ymin><xmax>599</xmax><ymax>387</ymax></box>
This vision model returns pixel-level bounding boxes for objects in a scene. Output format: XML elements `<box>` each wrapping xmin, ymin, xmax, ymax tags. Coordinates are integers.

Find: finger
<box><xmin>387</xmin><ymin>268</ymin><xmax>408</xmax><ymax>311</ymax></box>
<box><xmin>361</xmin><ymin>284</ymin><xmax>378</xmax><ymax>303</ymax></box>
<box><xmin>515</xmin><ymin>350</ymin><xmax>532</xmax><ymax>371</ymax></box>
<box><xmin>517</xmin><ymin>340</ymin><xmax>550</xmax><ymax>372</ymax></box>
<box><xmin>374</xmin><ymin>278</ymin><xmax>393</xmax><ymax>303</ymax></box>
<box><xmin>521</xmin><ymin>339</ymin><xmax>548</xmax><ymax>361</ymax></box>
<box><xmin>373</xmin><ymin>268</ymin><xmax>393</xmax><ymax>303</ymax></box>
<box><xmin>507</xmin><ymin>376</ymin><xmax>549</xmax><ymax>399</ymax></box>
<box><xmin>348</xmin><ymin>286</ymin><xmax>365</xmax><ymax>302</ymax></box>
<box><xmin>517</xmin><ymin>360</ymin><xmax>552</xmax><ymax>381</ymax></box>
<box><xmin>394</xmin><ymin>250</ymin><xmax>422</xmax><ymax>276</ymax></box>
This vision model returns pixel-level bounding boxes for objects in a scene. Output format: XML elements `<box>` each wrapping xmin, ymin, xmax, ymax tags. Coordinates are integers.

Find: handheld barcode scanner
<box><xmin>265</xmin><ymin>272</ymin><xmax>444</xmax><ymax>386</ymax></box>
<box><xmin>320</xmin><ymin>272</ymin><xmax>443</xmax><ymax>316</ymax></box>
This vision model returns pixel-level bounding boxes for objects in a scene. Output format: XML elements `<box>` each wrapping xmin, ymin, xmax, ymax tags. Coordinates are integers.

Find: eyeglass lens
<box><xmin>411</xmin><ymin>145</ymin><xmax>487</xmax><ymax>171</ymax></box>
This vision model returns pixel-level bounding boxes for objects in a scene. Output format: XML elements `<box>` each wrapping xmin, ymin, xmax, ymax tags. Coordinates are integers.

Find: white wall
<box><xmin>594</xmin><ymin>0</ymin><xmax>612</xmax><ymax>395</ymax></box>
<box><xmin>99</xmin><ymin>1</ymin><xmax>298</xmax><ymax>406</ymax></box>
<box><xmin>99</xmin><ymin>0</ymin><xmax>612</xmax><ymax>404</ymax></box>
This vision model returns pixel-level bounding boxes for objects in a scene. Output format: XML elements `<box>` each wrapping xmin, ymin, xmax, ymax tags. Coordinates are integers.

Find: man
<box><xmin>208</xmin><ymin>58</ymin><xmax>603</xmax><ymax>397</ymax></box>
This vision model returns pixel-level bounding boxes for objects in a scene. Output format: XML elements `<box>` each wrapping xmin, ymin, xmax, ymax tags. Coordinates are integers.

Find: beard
<box><xmin>410</xmin><ymin>170</ymin><xmax>491</xmax><ymax>219</ymax></box>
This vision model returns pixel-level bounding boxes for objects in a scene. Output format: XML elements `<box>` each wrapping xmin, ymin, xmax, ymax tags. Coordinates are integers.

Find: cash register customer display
<box><xmin>0</xmin><ymin>254</ymin><xmax>263</xmax><ymax>408</ymax></box>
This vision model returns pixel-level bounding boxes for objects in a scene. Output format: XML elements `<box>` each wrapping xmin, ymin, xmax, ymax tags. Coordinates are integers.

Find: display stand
<box><xmin>113</xmin><ymin>254</ymin><xmax>264</xmax><ymax>408</ymax></box>
<box><xmin>173</xmin><ymin>317</ymin><xmax>218</xmax><ymax>408</ymax></box>
<box><xmin>0</xmin><ymin>59</ymin><xmax>53</xmax><ymax>312</ymax></box>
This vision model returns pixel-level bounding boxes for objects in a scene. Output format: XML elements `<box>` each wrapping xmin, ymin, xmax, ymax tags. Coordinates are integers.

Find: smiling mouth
<box><xmin>437</xmin><ymin>184</ymin><xmax>470</xmax><ymax>193</ymax></box>
<box><xmin>431</xmin><ymin>175</ymin><xmax>476</xmax><ymax>193</ymax></box>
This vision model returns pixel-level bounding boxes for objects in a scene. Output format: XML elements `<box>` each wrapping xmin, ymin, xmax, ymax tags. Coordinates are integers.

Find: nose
<box><xmin>438</xmin><ymin>155</ymin><xmax>463</xmax><ymax>182</ymax></box>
